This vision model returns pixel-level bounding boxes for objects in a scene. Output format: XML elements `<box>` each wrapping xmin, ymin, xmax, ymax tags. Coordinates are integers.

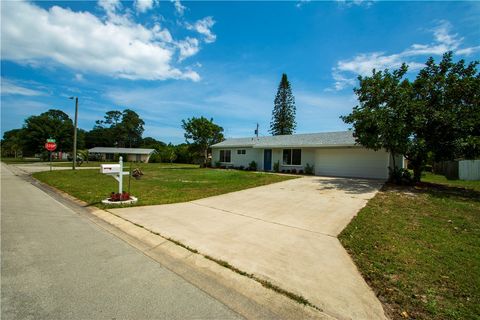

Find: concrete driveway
<box><xmin>111</xmin><ymin>176</ymin><xmax>387</xmax><ymax>320</ymax></box>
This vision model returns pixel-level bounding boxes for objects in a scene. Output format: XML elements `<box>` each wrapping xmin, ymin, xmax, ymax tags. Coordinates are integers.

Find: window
<box><xmin>282</xmin><ymin>149</ymin><xmax>301</xmax><ymax>165</ymax></box>
<box><xmin>220</xmin><ymin>150</ymin><xmax>231</xmax><ymax>162</ymax></box>
<box><xmin>237</xmin><ymin>149</ymin><xmax>246</xmax><ymax>155</ymax></box>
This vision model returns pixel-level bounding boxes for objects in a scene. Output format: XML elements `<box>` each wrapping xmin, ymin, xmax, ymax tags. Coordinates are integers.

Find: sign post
<box><xmin>44</xmin><ymin>139</ymin><xmax>57</xmax><ymax>171</ymax></box>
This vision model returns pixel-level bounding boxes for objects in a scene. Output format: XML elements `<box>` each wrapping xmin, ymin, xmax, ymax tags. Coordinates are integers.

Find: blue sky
<box><xmin>1</xmin><ymin>0</ymin><xmax>479</xmax><ymax>144</ymax></box>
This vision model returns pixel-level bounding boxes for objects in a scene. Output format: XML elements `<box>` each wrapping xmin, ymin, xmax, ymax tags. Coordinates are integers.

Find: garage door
<box><xmin>315</xmin><ymin>148</ymin><xmax>389</xmax><ymax>179</ymax></box>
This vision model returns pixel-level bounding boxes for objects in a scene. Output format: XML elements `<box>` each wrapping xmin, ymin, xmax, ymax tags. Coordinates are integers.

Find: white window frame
<box><xmin>237</xmin><ymin>149</ymin><xmax>246</xmax><ymax>155</ymax></box>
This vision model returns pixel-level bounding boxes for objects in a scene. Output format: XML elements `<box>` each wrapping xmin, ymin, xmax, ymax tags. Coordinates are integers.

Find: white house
<box><xmin>211</xmin><ymin>131</ymin><xmax>403</xmax><ymax>180</ymax></box>
<box><xmin>88</xmin><ymin>147</ymin><xmax>155</xmax><ymax>163</ymax></box>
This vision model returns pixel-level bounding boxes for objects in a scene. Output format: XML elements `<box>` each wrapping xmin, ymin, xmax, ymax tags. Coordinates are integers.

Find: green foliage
<box><xmin>270</xmin><ymin>73</ymin><xmax>297</xmax><ymax>136</ymax></box>
<box><xmin>181</xmin><ymin>116</ymin><xmax>224</xmax><ymax>166</ymax></box>
<box><xmin>160</xmin><ymin>144</ymin><xmax>177</xmax><ymax>163</ymax></box>
<box><xmin>141</xmin><ymin>137</ymin><xmax>166</xmax><ymax>149</ymax></box>
<box><xmin>1</xmin><ymin>129</ymin><xmax>25</xmax><ymax>158</ymax></box>
<box><xmin>304</xmin><ymin>163</ymin><xmax>314</xmax><ymax>175</ymax></box>
<box><xmin>342</xmin><ymin>52</ymin><xmax>480</xmax><ymax>183</ymax></box>
<box><xmin>248</xmin><ymin>161</ymin><xmax>257</xmax><ymax>171</ymax></box>
<box><xmin>273</xmin><ymin>160</ymin><xmax>280</xmax><ymax>172</ymax></box>
<box><xmin>22</xmin><ymin>109</ymin><xmax>75</xmax><ymax>155</ymax></box>
<box><xmin>86</xmin><ymin>109</ymin><xmax>145</xmax><ymax>148</ymax></box>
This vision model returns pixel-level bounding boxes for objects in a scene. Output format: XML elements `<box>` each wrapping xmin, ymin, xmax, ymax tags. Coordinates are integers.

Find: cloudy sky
<box><xmin>1</xmin><ymin>0</ymin><xmax>479</xmax><ymax>143</ymax></box>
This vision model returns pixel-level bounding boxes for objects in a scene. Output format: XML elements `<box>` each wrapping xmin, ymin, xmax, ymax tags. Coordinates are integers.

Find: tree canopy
<box><xmin>181</xmin><ymin>116</ymin><xmax>224</xmax><ymax>165</ymax></box>
<box><xmin>270</xmin><ymin>73</ymin><xmax>297</xmax><ymax>136</ymax></box>
<box><xmin>86</xmin><ymin>109</ymin><xmax>145</xmax><ymax>148</ymax></box>
<box><xmin>22</xmin><ymin>109</ymin><xmax>76</xmax><ymax>155</ymax></box>
<box><xmin>342</xmin><ymin>52</ymin><xmax>480</xmax><ymax>182</ymax></box>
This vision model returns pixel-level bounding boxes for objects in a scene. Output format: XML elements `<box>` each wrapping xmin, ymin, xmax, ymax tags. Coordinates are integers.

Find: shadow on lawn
<box><xmin>385</xmin><ymin>182</ymin><xmax>480</xmax><ymax>202</ymax></box>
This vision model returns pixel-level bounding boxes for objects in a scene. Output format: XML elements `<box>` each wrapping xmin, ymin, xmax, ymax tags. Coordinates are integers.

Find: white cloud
<box><xmin>296</xmin><ymin>0</ymin><xmax>311</xmax><ymax>8</ymax></box>
<box><xmin>1</xmin><ymin>78</ymin><xmax>46</xmax><ymax>96</ymax></box>
<box><xmin>98</xmin><ymin>0</ymin><xmax>121</xmax><ymax>16</ymax></box>
<box><xmin>172</xmin><ymin>0</ymin><xmax>186</xmax><ymax>16</ymax></box>
<box><xmin>134</xmin><ymin>0</ymin><xmax>156</xmax><ymax>13</ymax></box>
<box><xmin>0</xmin><ymin>0</ymin><xmax>210</xmax><ymax>81</ymax></box>
<box><xmin>177</xmin><ymin>37</ymin><xmax>200</xmax><ymax>61</ymax></box>
<box><xmin>332</xmin><ymin>20</ymin><xmax>480</xmax><ymax>90</ymax></box>
<box><xmin>336</xmin><ymin>0</ymin><xmax>375</xmax><ymax>8</ymax></box>
<box><xmin>187</xmin><ymin>17</ymin><xmax>216</xmax><ymax>43</ymax></box>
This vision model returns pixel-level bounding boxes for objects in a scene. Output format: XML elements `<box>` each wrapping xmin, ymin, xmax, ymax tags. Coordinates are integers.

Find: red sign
<box><xmin>45</xmin><ymin>142</ymin><xmax>57</xmax><ymax>152</ymax></box>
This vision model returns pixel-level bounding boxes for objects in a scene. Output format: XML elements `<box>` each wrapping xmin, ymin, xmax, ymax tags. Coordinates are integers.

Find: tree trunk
<box><xmin>204</xmin><ymin>148</ymin><xmax>208</xmax><ymax>167</ymax></box>
<box><xmin>412</xmin><ymin>161</ymin><xmax>422</xmax><ymax>183</ymax></box>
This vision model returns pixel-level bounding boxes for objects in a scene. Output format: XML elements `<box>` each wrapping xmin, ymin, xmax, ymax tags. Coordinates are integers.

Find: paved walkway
<box><xmin>1</xmin><ymin>163</ymin><xmax>241</xmax><ymax>319</ymax></box>
<box><xmin>111</xmin><ymin>176</ymin><xmax>387</xmax><ymax>320</ymax></box>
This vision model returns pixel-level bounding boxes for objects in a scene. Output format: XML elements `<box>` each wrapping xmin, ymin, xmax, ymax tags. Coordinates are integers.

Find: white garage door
<box><xmin>315</xmin><ymin>148</ymin><xmax>389</xmax><ymax>179</ymax></box>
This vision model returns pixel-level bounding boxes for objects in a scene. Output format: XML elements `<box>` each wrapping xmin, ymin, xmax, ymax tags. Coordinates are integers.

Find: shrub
<box><xmin>249</xmin><ymin>161</ymin><xmax>257</xmax><ymax>171</ymax></box>
<box><xmin>291</xmin><ymin>168</ymin><xmax>297</xmax><ymax>174</ymax></box>
<box><xmin>304</xmin><ymin>163</ymin><xmax>314</xmax><ymax>175</ymax></box>
<box><xmin>214</xmin><ymin>161</ymin><xmax>221</xmax><ymax>168</ymax></box>
<box><xmin>388</xmin><ymin>167</ymin><xmax>413</xmax><ymax>185</ymax></box>
<box><xmin>273</xmin><ymin>161</ymin><xmax>280</xmax><ymax>173</ymax></box>
<box><xmin>299</xmin><ymin>169</ymin><xmax>304</xmax><ymax>174</ymax></box>
<box><xmin>239</xmin><ymin>165</ymin><xmax>245</xmax><ymax>170</ymax></box>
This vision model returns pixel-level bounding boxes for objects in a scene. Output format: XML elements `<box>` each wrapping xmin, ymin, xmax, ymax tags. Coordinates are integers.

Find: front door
<box><xmin>263</xmin><ymin>149</ymin><xmax>272</xmax><ymax>171</ymax></box>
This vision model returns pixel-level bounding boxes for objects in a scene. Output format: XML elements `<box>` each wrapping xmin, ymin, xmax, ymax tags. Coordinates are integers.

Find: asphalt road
<box><xmin>0</xmin><ymin>164</ymin><xmax>242</xmax><ymax>320</ymax></box>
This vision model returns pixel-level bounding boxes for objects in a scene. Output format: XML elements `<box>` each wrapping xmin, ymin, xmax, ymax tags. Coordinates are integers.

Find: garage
<box><xmin>315</xmin><ymin>147</ymin><xmax>389</xmax><ymax>179</ymax></box>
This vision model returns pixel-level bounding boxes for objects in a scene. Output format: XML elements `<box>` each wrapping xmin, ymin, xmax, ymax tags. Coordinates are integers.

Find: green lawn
<box><xmin>339</xmin><ymin>174</ymin><xmax>480</xmax><ymax>320</ymax></box>
<box><xmin>422</xmin><ymin>172</ymin><xmax>480</xmax><ymax>192</ymax></box>
<box><xmin>33</xmin><ymin>164</ymin><xmax>295</xmax><ymax>207</ymax></box>
<box><xmin>1</xmin><ymin>157</ymin><xmax>42</xmax><ymax>164</ymax></box>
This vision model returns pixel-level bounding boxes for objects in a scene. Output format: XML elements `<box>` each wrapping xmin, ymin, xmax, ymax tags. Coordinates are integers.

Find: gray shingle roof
<box><xmin>88</xmin><ymin>147</ymin><xmax>155</xmax><ymax>155</ymax></box>
<box><xmin>211</xmin><ymin>131</ymin><xmax>356</xmax><ymax>148</ymax></box>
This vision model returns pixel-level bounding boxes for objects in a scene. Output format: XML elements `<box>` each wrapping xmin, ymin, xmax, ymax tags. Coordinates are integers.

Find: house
<box><xmin>211</xmin><ymin>131</ymin><xmax>403</xmax><ymax>180</ymax></box>
<box><xmin>88</xmin><ymin>147</ymin><xmax>155</xmax><ymax>163</ymax></box>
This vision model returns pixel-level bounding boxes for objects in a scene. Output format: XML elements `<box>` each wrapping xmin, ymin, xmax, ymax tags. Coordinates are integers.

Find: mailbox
<box><xmin>100</xmin><ymin>164</ymin><xmax>121</xmax><ymax>174</ymax></box>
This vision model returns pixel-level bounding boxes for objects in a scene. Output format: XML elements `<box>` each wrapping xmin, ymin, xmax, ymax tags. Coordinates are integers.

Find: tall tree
<box><xmin>341</xmin><ymin>64</ymin><xmax>412</xmax><ymax>176</ymax></box>
<box><xmin>270</xmin><ymin>73</ymin><xmax>297</xmax><ymax>135</ymax></box>
<box><xmin>342</xmin><ymin>52</ymin><xmax>480</xmax><ymax>183</ymax></box>
<box><xmin>1</xmin><ymin>129</ymin><xmax>25</xmax><ymax>158</ymax></box>
<box><xmin>181</xmin><ymin>116</ymin><xmax>224</xmax><ymax>166</ymax></box>
<box><xmin>120</xmin><ymin>109</ymin><xmax>145</xmax><ymax>148</ymax></box>
<box><xmin>86</xmin><ymin>109</ymin><xmax>145</xmax><ymax>148</ymax></box>
<box><xmin>22</xmin><ymin>109</ymin><xmax>74</xmax><ymax>155</ymax></box>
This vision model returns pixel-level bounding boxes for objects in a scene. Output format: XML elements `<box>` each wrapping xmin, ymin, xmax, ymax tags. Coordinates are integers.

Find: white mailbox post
<box><xmin>100</xmin><ymin>156</ymin><xmax>130</xmax><ymax>194</ymax></box>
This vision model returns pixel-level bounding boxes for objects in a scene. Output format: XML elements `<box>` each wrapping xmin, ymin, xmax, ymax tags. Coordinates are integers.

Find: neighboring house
<box><xmin>88</xmin><ymin>147</ymin><xmax>155</xmax><ymax>163</ymax></box>
<box><xmin>211</xmin><ymin>131</ymin><xmax>403</xmax><ymax>180</ymax></box>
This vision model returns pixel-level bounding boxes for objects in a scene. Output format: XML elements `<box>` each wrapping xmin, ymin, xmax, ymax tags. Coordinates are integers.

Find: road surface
<box><xmin>0</xmin><ymin>164</ymin><xmax>241</xmax><ymax>319</ymax></box>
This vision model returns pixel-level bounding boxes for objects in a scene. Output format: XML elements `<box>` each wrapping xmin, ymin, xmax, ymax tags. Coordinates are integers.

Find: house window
<box><xmin>237</xmin><ymin>149</ymin><xmax>246</xmax><ymax>155</ymax></box>
<box><xmin>220</xmin><ymin>150</ymin><xmax>231</xmax><ymax>162</ymax></box>
<box><xmin>283</xmin><ymin>149</ymin><xmax>301</xmax><ymax>165</ymax></box>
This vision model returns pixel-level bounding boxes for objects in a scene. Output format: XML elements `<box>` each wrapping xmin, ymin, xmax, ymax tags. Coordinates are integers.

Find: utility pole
<box><xmin>70</xmin><ymin>97</ymin><xmax>79</xmax><ymax>170</ymax></box>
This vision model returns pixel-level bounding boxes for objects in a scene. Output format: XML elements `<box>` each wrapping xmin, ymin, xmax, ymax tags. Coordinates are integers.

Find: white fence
<box><xmin>459</xmin><ymin>160</ymin><xmax>480</xmax><ymax>181</ymax></box>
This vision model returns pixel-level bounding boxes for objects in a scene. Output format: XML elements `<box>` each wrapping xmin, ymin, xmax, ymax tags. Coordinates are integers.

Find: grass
<box><xmin>339</xmin><ymin>174</ymin><xmax>480</xmax><ymax>320</ymax></box>
<box><xmin>422</xmin><ymin>171</ymin><xmax>480</xmax><ymax>192</ymax></box>
<box><xmin>1</xmin><ymin>157</ymin><xmax>42</xmax><ymax>164</ymax></box>
<box><xmin>49</xmin><ymin>161</ymin><xmax>199</xmax><ymax>168</ymax></box>
<box><xmin>32</xmin><ymin>163</ymin><xmax>295</xmax><ymax>207</ymax></box>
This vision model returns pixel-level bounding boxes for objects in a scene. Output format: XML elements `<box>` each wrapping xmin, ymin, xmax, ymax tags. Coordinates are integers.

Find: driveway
<box><xmin>111</xmin><ymin>176</ymin><xmax>387</xmax><ymax>320</ymax></box>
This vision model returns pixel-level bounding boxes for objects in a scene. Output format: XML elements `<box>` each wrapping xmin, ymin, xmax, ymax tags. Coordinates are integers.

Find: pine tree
<box><xmin>270</xmin><ymin>73</ymin><xmax>297</xmax><ymax>135</ymax></box>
